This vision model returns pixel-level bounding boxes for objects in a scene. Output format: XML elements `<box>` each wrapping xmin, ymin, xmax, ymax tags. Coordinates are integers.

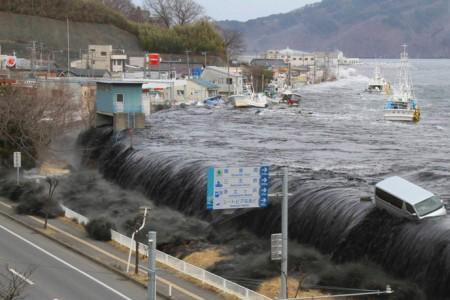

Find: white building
<box><xmin>265</xmin><ymin>48</ymin><xmax>359</xmax><ymax>67</ymax></box>
<box><xmin>265</xmin><ymin>48</ymin><xmax>316</xmax><ymax>67</ymax></box>
<box><xmin>200</xmin><ymin>66</ymin><xmax>243</xmax><ymax>96</ymax></box>
<box><xmin>70</xmin><ymin>45</ymin><xmax>127</xmax><ymax>74</ymax></box>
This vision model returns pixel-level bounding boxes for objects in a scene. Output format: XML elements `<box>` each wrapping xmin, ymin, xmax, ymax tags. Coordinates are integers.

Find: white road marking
<box><xmin>8</xmin><ymin>268</ymin><xmax>35</xmax><ymax>285</ymax></box>
<box><xmin>0</xmin><ymin>200</ymin><xmax>207</xmax><ymax>300</ymax></box>
<box><xmin>0</xmin><ymin>224</ymin><xmax>134</xmax><ymax>300</ymax></box>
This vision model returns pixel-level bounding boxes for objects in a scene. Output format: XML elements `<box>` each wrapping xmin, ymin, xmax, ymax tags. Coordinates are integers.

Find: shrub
<box><xmin>85</xmin><ymin>217</ymin><xmax>114</xmax><ymax>241</ymax></box>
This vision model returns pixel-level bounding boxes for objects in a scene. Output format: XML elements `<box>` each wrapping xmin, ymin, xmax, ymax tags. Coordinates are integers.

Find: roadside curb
<box><xmin>0</xmin><ymin>209</ymin><xmax>170</xmax><ymax>299</ymax></box>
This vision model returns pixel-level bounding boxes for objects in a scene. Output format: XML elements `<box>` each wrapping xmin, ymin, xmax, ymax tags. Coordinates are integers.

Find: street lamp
<box><xmin>126</xmin><ymin>206</ymin><xmax>151</xmax><ymax>273</ymax></box>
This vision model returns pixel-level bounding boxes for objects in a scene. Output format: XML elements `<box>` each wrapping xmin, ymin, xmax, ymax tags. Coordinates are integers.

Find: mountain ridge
<box><xmin>218</xmin><ymin>0</ymin><xmax>450</xmax><ymax>58</ymax></box>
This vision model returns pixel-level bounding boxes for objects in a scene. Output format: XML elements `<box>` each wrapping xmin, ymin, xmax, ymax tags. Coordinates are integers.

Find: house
<box><xmin>141</xmin><ymin>80</ymin><xmax>189</xmax><ymax>115</ymax></box>
<box><xmin>95</xmin><ymin>81</ymin><xmax>145</xmax><ymax>131</ymax></box>
<box><xmin>250</xmin><ymin>59</ymin><xmax>288</xmax><ymax>69</ymax></box>
<box><xmin>200</xmin><ymin>66</ymin><xmax>243</xmax><ymax>96</ymax></box>
<box><xmin>71</xmin><ymin>45</ymin><xmax>127</xmax><ymax>74</ymax></box>
<box><xmin>186</xmin><ymin>79</ymin><xmax>218</xmax><ymax>101</ymax></box>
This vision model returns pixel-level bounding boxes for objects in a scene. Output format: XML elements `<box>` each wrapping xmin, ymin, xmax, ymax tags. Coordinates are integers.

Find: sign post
<box><xmin>281</xmin><ymin>166</ymin><xmax>288</xmax><ymax>299</ymax></box>
<box><xmin>207</xmin><ymin>166</ymin><xmax>269</xmax><ymax>210</ymax></box>
<box><xmin>13</xmin><ymin>152</ymin><xmax>21</xmax><ymax>185</ymax></box>
<box><xmin>148</xmin><ymin>231</ymin><xmax>156</xmax><ymax>300</ymax></box>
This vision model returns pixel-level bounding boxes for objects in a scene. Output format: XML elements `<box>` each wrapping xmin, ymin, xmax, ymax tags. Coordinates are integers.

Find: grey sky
<box><xmin>133</xmin><ymin>0</ymin><xmax>320</xmax><ymax>21</ymax></box>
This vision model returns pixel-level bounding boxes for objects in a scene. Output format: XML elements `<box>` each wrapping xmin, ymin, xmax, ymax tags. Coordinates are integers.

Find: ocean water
<box><xmin>81</xmin><ymin>59</ymin><xmax>450</xmax><ymax>298</ymax></box>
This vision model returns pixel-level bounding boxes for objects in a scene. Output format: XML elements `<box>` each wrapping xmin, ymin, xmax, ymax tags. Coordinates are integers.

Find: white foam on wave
<box><xmin>296</xmin><ymin>67</ymin><xmax>369</xmax><ymax>93</ymax></box>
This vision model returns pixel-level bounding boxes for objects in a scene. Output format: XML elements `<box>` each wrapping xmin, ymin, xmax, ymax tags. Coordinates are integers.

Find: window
<box><xmin>405</xmin><ymin>203</ymin><xmax>416</xmax><ymax>214</ymax></box>
<box><xmin>415</xmin><ymin>196</ymin><xmax>443</xmax><ymax>217</ymax></box>
<box><xmin>375</xmin><ymin>188</ymin><xmax>403</xmax><ymax>208</ymax></box>
<box><xmin>101</xmin><ymin>51</ymin><xmax>107</xmax><ymax>56</ymax></box>
<box><xmin>116</xmin><ymin>94</ymin><xmax>124</xmax><ymax>103</ymax></box>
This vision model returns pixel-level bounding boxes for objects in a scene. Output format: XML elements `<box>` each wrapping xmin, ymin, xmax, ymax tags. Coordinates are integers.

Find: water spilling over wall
<box><xmin>79</xmin><ymin>126</ymin><xmax>450</xmax><ymax>298</ymax></box>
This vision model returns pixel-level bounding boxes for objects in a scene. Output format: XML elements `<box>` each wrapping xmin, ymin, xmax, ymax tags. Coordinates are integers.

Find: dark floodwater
<box><xmin>137</xmin><ymin>59</ymin><xmax>450</xmax><ymax>196</ymax></box>
<box><xmin>81</xmin><ymin>60</ymin><xmax>450</xmax><ymax>299</ymax></box>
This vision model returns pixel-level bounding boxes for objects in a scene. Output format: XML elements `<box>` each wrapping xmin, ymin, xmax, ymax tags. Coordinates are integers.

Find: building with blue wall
<box><xmin>95</xmin><ymin>81</ymin><xmax>145</xmax><ymax>130</ymax></box>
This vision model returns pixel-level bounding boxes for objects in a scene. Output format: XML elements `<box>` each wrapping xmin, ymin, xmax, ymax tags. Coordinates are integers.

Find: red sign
<box><xmin>148</xmin><ymin>53</ymin><xmax>161</xmax><ymax>65</ymax></box>
<box><xmin>5</xmin><ymin>56</ymin><xmax>16</xmax><ymax>68</ymax></box>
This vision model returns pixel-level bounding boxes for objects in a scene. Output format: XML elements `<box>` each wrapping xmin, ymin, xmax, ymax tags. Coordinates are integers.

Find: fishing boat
<box><xmin>384</xmin><ymin>45</ymin><xmax>420</xmax><ymax>122</ymax></box>
<box><xmin>280</xmin><ymin>90</ymin><xmax>302</xmax><ymax>106</ymax></box>
<box><xmin>230</xmin><ymin>93</ymin><xmax>268</xmax><ymax>108</ymax></box>
<box><xmin>366</xmin><ymin>65</ymin><xmax>392</xmax><ymax>95</ymax></box>
<box><xmin>230</xmin><ymin>82</ymin><xmax>268</xmax><ymax>108</ymax></box>
<box><xmin>203</xmin><ymin>95</ymin><xmax>224</xmax><ymax>107</ymax></box>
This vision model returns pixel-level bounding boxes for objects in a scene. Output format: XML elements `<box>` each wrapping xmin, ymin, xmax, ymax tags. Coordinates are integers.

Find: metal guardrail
<box><xmin>61</xmin><ymin>206</ymin><xmax>271</xmax><ymax>300</ymax></box>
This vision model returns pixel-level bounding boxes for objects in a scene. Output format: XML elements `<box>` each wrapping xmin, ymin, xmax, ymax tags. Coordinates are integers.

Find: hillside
<box><xmin>0</xmin><ymin>12</ymin><xmax>143</xmax><ymax>60</ymax></box>
<box><xmin>0</xmin><ymin>0</ymin><xmax>226</xmax><ymax>58</ymax></box>
<box><xmin>218</xmin><ymin>0</ymin><xmax>450</xmax><ymax>58</ymax></box>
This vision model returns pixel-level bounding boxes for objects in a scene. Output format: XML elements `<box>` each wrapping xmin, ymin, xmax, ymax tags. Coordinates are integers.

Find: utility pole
<box><xmin>31</xmin><ymin>41</ymin><xmax>37</xmax><ymax>76</ymax></box>
<box><xmin>66</xmin><ymin>16</ymin><xmax>70</xmax><ymax>76</ymax></box>
<box><xmin>287</xmin><ymin>62</ymin><xmax>291</xmax><ymax>88</ymax></box>
<box><xmin>201</xmin><ymin>51</ymin><xmax>207</xmax><ymax>67</ymax></box>
<box><xmin>313</xmin><ymin>55</ymin><xmax>317</xmax><ymax>84</ymax></box>
<box><xmin>39</xmin><ymin>42</ymin><xmax>43</xmax><ymax>66</ymax></box>
<box><xmin>148</xmin><ymin>231</ymin><xmax>157</xmax><ymax>300</ymax></box>
<box><xmin>280</xmin><ymin>166</ymin><xmax>289</xmax><ymax>300</ymax></box>
<box><xmin>227</xmin><ymin>49</ymin><xmax>230</xmax><ymax>96</ymax></box>
<box><xmin>261</xmin><ymin>73</ymin><xmax>265</xmax><ymax>93</ymax></box>
<box><xmin>185</xmin><ymin>50</ymin><xmax>191</xmax><ymax>78</ymax></box>
<box><xmin>143</xmin><ymin>52</ymin><xmax>147</xmax><ymax>79</ymax></box>
<box><xmin>47</xmin><ymin>52</ymin><xmax>50</xmax><ymax>77</ymax></box>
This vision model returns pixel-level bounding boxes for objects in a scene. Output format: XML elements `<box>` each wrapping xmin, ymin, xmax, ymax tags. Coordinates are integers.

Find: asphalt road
<box><xmin>0</xmin><ymin>214</ymin><xmax>150</xmax><ymax>300</ymax></box>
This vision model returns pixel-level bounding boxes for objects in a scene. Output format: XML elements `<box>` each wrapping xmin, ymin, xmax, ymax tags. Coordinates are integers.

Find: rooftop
<box><xmin>376</xmin><ymin>176</ymin><xmax>434</xmax><ymax>205</ymax></box>
<box><xmin>191</xmin><ymin>79</ymin><xmax>219</xmax><ymax>90</ymax></box>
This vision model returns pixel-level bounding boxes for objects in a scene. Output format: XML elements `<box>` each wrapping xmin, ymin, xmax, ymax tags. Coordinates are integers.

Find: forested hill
<box><xmin>0</xmin><ymin>0</ymin><xmax>226</xmax><ymax>57</ymax></box>
<box><xmin>218</xmin><ymin>0</ymin><xmax>450</xmax><ymax>58</ymax></box>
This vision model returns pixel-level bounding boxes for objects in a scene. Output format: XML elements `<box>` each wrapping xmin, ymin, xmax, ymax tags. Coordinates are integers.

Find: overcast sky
<box><xmin>133</xmin><ymin>0</ymin><xmax>320</xmax><ymax>21</ymax></box>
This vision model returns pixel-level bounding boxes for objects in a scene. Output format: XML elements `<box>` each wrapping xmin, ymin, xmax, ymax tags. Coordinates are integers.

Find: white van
<box><xmin>375</xmin><ymin>176</ymin><xmax>447</xmax><ymax>220</ymax></box>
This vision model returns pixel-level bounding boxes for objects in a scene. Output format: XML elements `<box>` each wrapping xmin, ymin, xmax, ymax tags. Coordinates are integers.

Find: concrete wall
<box><xmin>113</xmin><ymin>112</ymin><xmax>145</xmax><ymax>130</ymax></box>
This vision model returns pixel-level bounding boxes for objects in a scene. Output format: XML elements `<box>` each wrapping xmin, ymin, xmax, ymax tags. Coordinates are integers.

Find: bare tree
<box><xmin>144</xmin><ymin>0</ymin><xmax>204</xmax><ymax>27</ymax></box>
<box><xmin>0</xmin><ymin>265</ymin><xmax>36</xmax><ymax>300</ymax></box>
<box><xmin>171</xmin><ymin>0</ymin><xmax>204</xmax><ymax>25</ymax></box>
<box><xmin>0</xmin><ymin>82</ymin><xmax>78</xmax><ymax>166</ymax></box>
<box><xmin>144</xmin><ymin>0</ymin><xmax>173</xmax><ymax>28</ymax></box>
<box><xmin>100</xmin><ymin>0</ymin><xmax>150</xmax><ymax>23</ymax></box>
<box><xmin>222</xmin><ymin>29</ymin><xmax>246</xmax><ymax>57</ymax></box>
<box><xmin>43</xmin><ymin>176</ymin><xmax>59</xmax><ymax>229</ymax></box>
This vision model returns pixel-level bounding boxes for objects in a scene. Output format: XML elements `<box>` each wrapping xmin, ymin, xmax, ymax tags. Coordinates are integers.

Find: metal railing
<box><xmin>61</xmin><ymin>206</ymin><xmax>270</xmax><ymax>300</ymax></box>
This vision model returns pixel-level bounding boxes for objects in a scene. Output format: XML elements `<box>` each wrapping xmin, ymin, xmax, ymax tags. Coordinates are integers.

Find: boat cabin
<box><xmin>374</xmin><ymin>176</ymin><xmax>447</xmax><ymax>220</ymax></box>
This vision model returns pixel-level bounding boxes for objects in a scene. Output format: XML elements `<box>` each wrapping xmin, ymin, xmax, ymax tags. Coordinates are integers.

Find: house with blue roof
<box><xmin>95</xmin><ymin>81</ymin><xmax>145</xmax><ymax>130</ymax></box>
<box><xmin>186</xmin><ymin>79</ymin><xmax>219</xmax><ymax>101</ymax></box>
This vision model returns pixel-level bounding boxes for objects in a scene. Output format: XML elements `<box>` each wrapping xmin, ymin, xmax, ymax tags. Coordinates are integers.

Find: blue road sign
<box><xmin>207</xmin><ymin>166</ymin><xmax>270</xmax><ymax>210</ymax></box>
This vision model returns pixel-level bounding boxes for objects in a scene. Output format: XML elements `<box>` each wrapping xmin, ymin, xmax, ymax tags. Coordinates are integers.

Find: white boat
<box><xmin>231</xmin><ymin>93</ymin><xmax>268</xmax><ymax>108</ymax></box>
<box><xmin>366</xmin><ymin>65</ymin><xmax>392</xmax><ymax>95</ymax></box>
<box><xmin>384</xmin><ymin>45</ymin><xmax>420</xmax><ymax>122</ymax></box>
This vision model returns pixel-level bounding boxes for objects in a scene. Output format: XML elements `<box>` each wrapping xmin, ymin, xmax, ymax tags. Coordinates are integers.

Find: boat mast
<box><xmin>398</xmin><ymin>44</ymin><xmax>414</xmax><ymax>101</ymax></box>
